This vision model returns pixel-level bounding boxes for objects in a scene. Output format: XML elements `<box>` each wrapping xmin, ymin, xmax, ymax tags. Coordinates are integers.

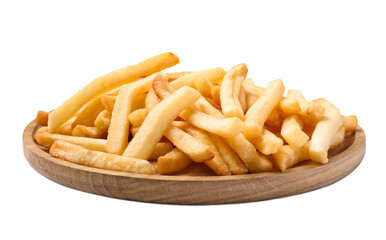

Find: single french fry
<box><xmin>280</xmin><ymin>97</ymin><xmax>301</xmax><ymax>114</ymax></box>
<box><xmin>170</xmin><ymin>67</ymin><xmax>225</xmax><ymax>89</ymax></box>
<box><xmin>165</xmin><ymin>71</ymin><xmax>193</xmax><ymax>81</ymax></box>
<box><xmin>243</xmin><ymin>78</ymin><xmax>265</xmax><ymax>110</ymax></box>
<box><xmin>250</xmin><ymin>128</ymin><xmax>284</xmax><ymax>155</ymax></box>
<box><xmin>128</xmin><ymin>108</ymin><xmax>148</xmax><ymax>128</ymax></box>
<box><xmin>101</xmin><ymin>95</ymin><xmax>116</xmax><ymax>112</ymax></box>
<box><xmin>244</xmin><ymin>79</ymin><xmax>285</xmax><ymax>139</ymax></box>
<box><xmin>330</xmin><ymin>126</ymin><xmax>346</xmax><ymax>148</ymax></box>
<box><xmin>281</xmin><ymin>114</ymin><xmax>309</xmax><ymax>147</ymax></box>
<box><xmin>131</xmin><ymin>93</ymin><xmax>147</xmax><ymax>111</ymax></box>
<box><xmin>35</xmin><ymin>130</ymin><xmax>107</xmax><ymax>151</ymax></box>
<box><xmin>210</xmin><ymin>133</ymin><xmax>248</xmax><ymax>174</ymax></box>
<box><xmin>163</xmin><ymin>124</ymin><xmax>213</xmax><ymax>162</ymax></box>
<box><xmin>306</xmin><ymin>100</ymin><xmax>325</xmax><ymax>121</ymax></box>
<box><xmin>94</xmin><ymin>110</ymin><xmax>111</xmax><ymax>131</ymax></box>
<box><xmin>122</xmin><ymin>86</ymin><xmax>201</xmax><ymax>159</ymax></box>
<box><xmin>265</xmin><ymin>108</ymin><xmax>282</xmax><ymax>130</ymax></box>
<box><xmin>211</xmin><ymin>85</ymin><xmax>221</xmax><ymax>106</ymax></box>
<box><xmin>193</xmin><ymin>97</ymin><xmax>224</xmax><ymax>118</ymax></box>
<box><xmin>148</xmin><ymin>142</ymin><xmax>173</xmax><ymax>160</ymax></box>
<box><xmin>225</xmin><ymin>133</ymin><xmax>273</xmax><ymax>173</ymax></box>
<box><xmin>286</xmin><ymin>89</ymin><xmax>312</xmax><ymax>117</ymax></box>
<box><xmin>273</xmin><ymin>142</ymin><xmax>311</xmax><ymax>172</ymax></box>
<box><xmin>50</xmin><ymin>140</ymin><xmax>155</xmax><ymax>174</ymax></box>
<box><xmin>72</xmin><ymin>125</ymin><xmax>107</xmax><ymax>139</ymax></box>
<box><xmin>220</xmin><ymin>64</ymin><xmax>247</xmax><ymax>120</ymax></box>
<box><xmin>173</xmin><ymin>121</ymin><xmax>231</xmax><ymax>176</ymax></box>
<box><xmin>158</xmin><ymin>148</ymin><xmax>193</xmax><ymax>175</ymax></box>
<box><xmin>71</xmin><ymin>96</ymin><xmax>105</xmax><ymax>129</ymax></box>
<box><xmin>239</xmin><ymin>86</ymin><xmax>247</xmax><ymax>113</ymax></box>
<box><xmin>36</xmin><ymin>110</ymin><xmax>49</xmax><ymax>126</ymax></box>
<box><xmin>106</xmin><ymin>74</ymin><xmax>163</xmax><ymax>155</ymax></box>
<box><xmin>145</xmin><ymin>88</ymin><xmax>160</xmax><ymax>111</ymax></box>
<box><xmin>309</xmin><ymin>98</ymin><xmax>344</xmax><ymax>164</ymax></box>
<box><xmin>48</xmin><ymin>52</ymin><xmax>179</xmax><ymax>132</ymax></box>
<box><xmin>195</xmin><ymin>77</ymin><xmax>215</xmax><ymax>98</ymax></box>
<box><xmin>343</xmin><ymin>115</ymin><xmax>358</xmax><ymax>133</ymax></box>
<box><xmin>55</xmin><ymin>116</ymin><xmax>76</xmax><ymax>135</ymax></box>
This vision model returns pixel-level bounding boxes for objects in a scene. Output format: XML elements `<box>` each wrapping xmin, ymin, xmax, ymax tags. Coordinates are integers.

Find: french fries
<box><xmin>35</xmin><ymin>53</ymin><xmax>358</xmax><ymax>176</ymax></box>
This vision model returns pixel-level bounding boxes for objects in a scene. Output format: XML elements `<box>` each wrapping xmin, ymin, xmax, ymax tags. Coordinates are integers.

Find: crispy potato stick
<box><xmin>36</xmin><ymin>110</ymin><xmax>49</xmax><ymax>126</ymax></box>
<box><xmin>122</xmin><ymin>86</ymin><xmax>201</xmax><ymax>159</ymax></box>
<box><xmin>131</xmin><ymin>93</ymin><xmax>147</xmax><ymax>111</ymax></box>
<box><xmin>101</xmin><ymin>95</ymin><xmax>116</xmax><ymax>112</ymax></box>
<box><xmin>225</xmin><ymin>133</ymin><xmax>273</xmax><ymax>173</ymax></box>
<box><xmin>210</xmin><ymin>134</ymin><xmax>248</xmax><ymax>174</ymax></box>
<box><xmin>330</xmin><ymin>127</ymin><xmax>345</xmax><ymax>148</ymax></box>
<box><xmin>158</xmin><ymin>148</ymin><xmax>193</xmax><ymax>175</ymax></box>
<box><xmin>71</xmin><ymin>96</ymin><xmax>105</xmax><ymax>129</ymax></box>
<box><xmin>163</xmin><ymin>125</ymin><xmax>213</xmax><ymax>162</ymax></box>
<box><xmin>55</xmin><ymin>116</ymin><xmax>76</xmax><ymax>135</ymax></box>
<box><xmin>165</xmin><ymin>71</ymin><xmax>193</xmax><ymax>81</ymax></box>
<box><xmin>35</xmin><ymin>130</ymin><xmax>107</xmax><ymax>151</ymax></box>
<box><xmin>148</xmin><ymin>142</ymin><xmax>173</xmax><ymax>160</ymax></box>
<box><xmin>250</xmin><ymin>128</ymin><xmax>284</xmax><ymax>155</ymax></box>
<box><xmin>286</xmin><ymin>89</ymin><xmax>312</xmax><ymax>117</ymax></box>
<box><xmin>193</xmin><ymin>97</ymin><xmax>224</xmax><ymax>118</ymax></box>
<box><xmin>273</xmin><ymin>142</ymin><xmax>311</xmax><ymax>172</ymax></box>
<box><xmin>50</xmin><ymin>140</ymin><xmax>155</xmax><ymax>174</ymax></box>
<box><xmin>306</xmin><ymin>100</ymin><xmax>325</xmax><ymax>121</ymax></box>
<box><xmin>239</xmin><ymin>86</ymin><xmax>247</xmax><ymax>113</ymax></box>
<box><xmin>173</xmin><ymin>121</ymin><xmax>231</xmax><ymax>176</ymax></box>
<box><xmin>220</xmin><ymin>64</ymin><xmax>247</xmax><ymax>119</ymax></box>
<box><xmin>195</xmin><ymin>76</ymin><xmax>215</xmax><ymax>98</ymax></box>
<box><xmin>94</xmin><ymin>110</ymin><xmax>111</xmax><ymax>131</ymax></box>
<box><xmin>211</xmin><ymin>85</ymin><xmax>221</xmax><ymax>106</ymax></box>
<box><xmin>343</xmin><ymin>115</ymin><xmax>358</xmax><ymax>133</ymax></box>
<box><xmin>106</xmin><ymin>74</ymin><xmax>163</xmax><ymax>155</ymax></box>
<box><xmin>243</xmin><ymin>78</ymin><xmax>265</xmax><ymax>109</ymax></box>
<box><xmin>281</xmin><ymin>114</ymin><xmax>309</xmax><ymax>147</ymax></box>
<box><xmin>170</xmin><ymin>67</ymin><xmax>225</xmax><ymax>89</ymax></box>
<box><xmin>309</xmin><ymin>98</ymin><xmax>344</xmax><ymax>164</ymax></box>
<box><xmin>205</xmin><ymin>98</ymin><xmax>221</xmax><ymax>110</ymax></box>
<box><xmin>128</xmin><ymin>108</ymin><xmax>148</xmax><ymax>127</ymax></box>
<box><xmin>72</xmin><ymin>125</ymin><xmax>107</xmax><ymax>139</ymax></box>
<box><xmin>265</xmin><ymin>108</ymin><xmax>282</xmax><ymax>130</ymax></box>
<box><xmin>244</xmin><ymin>79</ymin><xmax>285</xmax><ymax>139</ymax></box>
<box><xmin>48</xmin><ymin>52</ymin><xmax>179</xmax><ymax>132</ymax></box>
<box><xmin>145</xmin><ymin>88</ymin><xmax>160</xmax><ymax>111</ymax></box>
<box><xmin>280</xmin><ymin>97</ymin><xmax>301</xmax><ymax>114</ymax></box>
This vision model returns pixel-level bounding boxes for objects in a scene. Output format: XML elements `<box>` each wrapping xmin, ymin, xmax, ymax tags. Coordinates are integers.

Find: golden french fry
<box><xmin>343</xmin><ymin>115</ymin><xmax>358</xmax><ymax>133</ymax></box>
<box><xmin>210</xmin><ymin>133</ymin><xmax>248</xmax><ymax>174</ymax></box>
<box><xmin>48</xmin><ymin>52</ymin><xmax>179</xmax><ymax>132</ymax></box>
<box><xmin>309</xmin><ymin>98</ymin><xmax>344</xmax><ymax>164</ymax></box>
<box><xmin>35</xmin><ymin>130</ymin><xmax>107</xmax><ymax>151</ymax></box>
<box><xmin>220</xmin><ymin>64</ymin><xmax>247</xmax><ymax>120</ymax></box>
<box><xmin>94</xmin><ymin>110</ymin><xmax>111</xmax><ymax>131</ymax></box>
<box><xmin>250</xmin><ymin>128</ymin><xmax>284</xmax><ymax>155</ymax></box>
<box><xmin>131</xmin><ymin>93</ymin><xmax>147</xmax><ymax>111</ymax></box>
<box><xmin>170</xmin><ymin>67</ymin><xmax>225</xmax><ymax>89</ymax></box>
<box><xmin>50</xmin><ymin>140</ymin><xmax>155</xmax><ymax>174</ymax></box>
<box><xmin>72</xmin><ymin>125</ymin><xmax>107</xmax><ymax>139</ymax></box>
<box><xmin>265</xmin><ymin>108</ymin><xmax>282</xmax><ymax>130</ymax></box>
<box><xmin>36</xmin><ymin>110</ymin><xmax>49</xmax><ymax>126</ymax></box>
<box><xmin>273</xmin><ymin>142</ymin><xmax>311</xmax><ymax>172</ymax></box>
<box><xmin>163</xmin><ymin>124</ymin><xmax>214</xmax><ymax>162</ymax></box>
<box><xmin>106</xmin><ymin>74</ymin><xmax>163</xmax><ymax>155</ymax></box>
<box><xmin>71</xmin><ymin>96</ymin><xmax>105</xmax><ymax>129</ymax></box>
<box><xmin>145</xmin><ymin>88</ymin><xmax>160</xmax><ymax>111</ymax></box>
<box><xmin>280</xmin><ymin>97</ymin><xmax>301</xmax><ymax>114</ymax></box>
<box><xmin>148</xmin><ymin>142</ymin><xmax>173</xmax><ymax>160</ymax></box>
<box><xmin>55</xmin><ymin>116</ymin><xmax>77</xmax><ymax>135</ymax></box>
<box><xmin>281</xmin><ymin>114</ymin><xmax>309</xmax><ymax>147</ymax></box>
<box><xmin>122</xmin><ymin>86</ymin><xmax>201</xmax><ymax>159</ymax></box>
<box><xmin>330</xmin><ymin>126</ymin><xmax>345</xmax><ymax>148</ymax></box>
<box><xmin>158</xmin><ymin>148</ymin><xmax>193</xmax><ymax>175</ymax></box>
<box><xmin>165</xmin><ymin>71</ymin><xmax>193</xmax><ymax>81</ymax></box>
<box><xmin>211</xmin><ymin>85</ymin><xmax>221</xmax><ymax>106</ymax></box>
<box><xmin>101</xmin><ymin>95</ymin><xmax>116</xmax><ymax>112</ymax></box>
<box><xmin>195</xmin><ymin>77</ymin><xmax>215</xmax><ymax>98</ymax></box>
<box><xmin>306</xmin><ymin>100</ymin><xmax>325</xmax><ymax>121</ymax></box>
<box><xmin>244</xmin><ymin>79</ymin><xmax>285</xmax><ymax>138</ymax></box>
<box><xmin>205</xmin><ymin>97</ymin><xmax>221</xmax><ymax>110</ymax></box>
<box><xmin>193</xmin><ymin>97</ymin><xmax>224</xmax><ymax>118</ymax></box>
<box><xmin>243</xmin><ymin>78</ymin><xmax>265</xmax><ymax>109</ymax></box>
<box><xmin>239</xmin><ymin>86</ymin><xmax>247</xmax><ymax>113</ymax></box>
<box><xmin>128</xmin><ymin>108</ymin><xmax>148</xmax><ymax>128</ymax></box>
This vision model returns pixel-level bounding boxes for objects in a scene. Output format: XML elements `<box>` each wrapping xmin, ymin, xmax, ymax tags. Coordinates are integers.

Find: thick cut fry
<box><xmin>273</xmin><ymin>142</ymin><xmax>311</xmax><ymax>172</ymax></box>
<box><xmin>211</xmin><ymin>85</ymin><xmax>221</xmax><ymax>106</ymax></box>
<box><xmin>122</xmin><ymin>86</ymin><xmax>201</xmax><ymax>159</ymax></box>
<box><xmin>128</xmin><ymin>108</ymin><xmax>148</xmax><ymax>127</ymax></box>
<box><xmin>330</xmin><ymin>127</ymin><xmax>345</xmax><ymax>148</ymax></box>
<box><xmin>281</xmin><ymin>114</ymin><xmax>309</xmax><ymax>147</ymax></box>
<box><xmin>148</xmin><ymin>142</ymin><xmax>173</xmax><ymax>160</ymax></box>
<box><xmin>239</xmin><ymin>86</ymin><xmax>247</xmax><ymax>113</ymax></box>
<box><xmin>193</xmin><ymin>97</ymin><xmax>224</xmax><ymax>118</ymax></box>
<box><xmin>106</xmin><ymin>74</ymin><xmax>163</xmax><ymax>155</ymax></box>
<box><xmin>165</xmin><ymin>71</ymin><xmax>193</xmax><ymax>81</ymax></box>
<box><xmin>220</xmin><ymin>64</ymin><xmax>247</xmax><ymax>120</ymax></box>
<box><xmin>54</xmin><ymin>116</ymin><xmax>76</xmax><ymax>135</ymax></box>
<box><xmin>210</xmin><ymin>134</ymin><xmax>248</xmax><ymax>174</ymax></box>
<box><xmin>243</xmin><ymin>78</ymin><xmax>265</xmax><ymax>109</ymax></box>
<box><xmin>72</xmin><ymin>125</ymin><xmax>107</xmax><ymax>139</ymax></box>
<box><xmin>266</xmin><ymin>108</ymin><xmax>282</xmax><ymax>129</ymax></box>
<box><xmin>170</xmin><ymin>67</ymin><xmax>225</xmax><ymax>89</ymax></box>
<box><xmin>131</xmin><ymin>93</ymin><xmax>147</xmax><ymax>111</ymax></box>
<box><xmin>195</xmin><ymin>77</ymin><xmax>215</xmax><ymax>98</ymax></box>
<box><xmin>36</xmin><ymin>110</ymin><xmax>49</xmax><ymax>126</ymax></box>
<box><xmin>94</xmin><ymin>110</ymin><xmax>111</xmax><ymax>131</ymax></box>
<box><xmin>71</xmin><ymin>96</ymin><xmax>105</xmax><ymax>129</ymax></box>
<box><xmin>225</xmin><ymin>133</ymin><xmax>273</xmax><ymax>173</ymax></box>
<box><xmin>343</xmin><ymin>115</ymin><xmax>358</xmax><ymax>133</ymax></box>
<box><xmin>309</xmin><ymin>98</ymin><xmax>343</xmax><ymax>164</ymax></box>
<box><xmin>50</xmin><ymin>140</ymin><xmax>155</xmax><ymax>174</ymax></box>
<box><xmin>250</xmin><ymin>128</ymin><xmax>284</xmax><ymax>155</ymax></box>
<box><xmin>244</xmin><ymin>79</ymin><xmax>285</xmax><ymax>138</ymax></box>
<box><xmin>158</xmin><ymin>148</ymin><xmax>193</xmax><ymax>175</ymax></box>
<box><xmin>163</xmin><ymin>125</ymin><xmax>213</xmax><ymax>162</ymax></box>
<box><xmin>145</xmin><ymin>88</ymin><xmax>160</xmax><ymax>111</ymax></box>
<box><xmin>48</xmin><ymin>52</ymin><xmax>179</xmax><ymax>132</ymax></box>
<box><xmin>280</xmin><ymin>97</ymin><xmax>301</xmax><ymax>114</ymax></box>
<box><xmin>101</xmin><ymin>95</ymin><xmax>116</xmax><ymax>112</ymax></box>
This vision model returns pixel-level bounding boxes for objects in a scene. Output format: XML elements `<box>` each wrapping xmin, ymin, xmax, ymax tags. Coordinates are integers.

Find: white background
<box><xmin>1</xmin><ymin>0</ymin><xmax>385</xmax><ymax>239</ymax></box>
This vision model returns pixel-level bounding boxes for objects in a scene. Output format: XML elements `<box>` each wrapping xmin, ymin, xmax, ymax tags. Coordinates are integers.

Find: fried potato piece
<box><xmin>211</xmin><ymin>85</ymin><xmax>221</xmax><ymax>106</ymax></box>
<box><xmin>72</xmin><ymin>125</ymin><xmax>107</xmax><ymax>139</ymax></box>
<box><xmin>48</xmin><ymin>52</ymin><xmax>179</xmax><ymax>132</ymax></box>
<box><xmin>239</xmin><ymin>86</ymin><xmax>247</xmax><ymax>113</ymax></box>
<box><xmin>131</xmin><ymin>93</ymin><xmax>147</xmax><ymax>111</ymax></box>
<box><xmin>273</xmin><ymin>142</ymin><xmax>311</xmax><ymax>172</ymax></box>
<box><xmin>281</xmin><ymin>114</ymin><xmax>309</xmax><ymax>147</ymax></box>
<box><xmin>130</xmin><ymin>126</ymin><xmax>139</xmax><ymax>137</ymax></box>
<box><xmin>244</xmin><ymin>79</ymin><xmax>285</xmax><ymax>139</ymax></box>
<box><xmin>50</xmin><ymin>140</ymin><xmax>155</xmax><ymax>174</ymax></box>
<box><xmin>165</xmin><ymin>71</ymin><xmax>193</xmax><ymax>81</ymax></box>
<box><xmin>71</xmin><ymin>96</ymin><xmax>105</xmax><ymax>129</ymax></box>
<box><xmin>94</xmin><ymin>110</ymin><xmax>111</xmax><ymax>131</ymax></box>
<box><xmin>170</xmin><ymin>67</ymin><xmax>225</xmax><ymax>89</ymax></box>
<box><xmin>280</xmin><ymin>97</ymin><xmax>301</xmax><ymax>115</ymax></box>
<box><xmin>148</xmin><ymin>142</ymin><xmax>173</xmax><ymax>160</ymax></box>
<box><xmin>128</xmin><ymin>108</ymin><xmax>148</xmax><ymax>128</ymax></box>
<box><xmin>343</xmin><ymin>115</ymin><xmax>358</xmax><ymax>133</ymax></box>
<box><xmin>220</xmin><ymin>64</ymin><xmax>247</xmax><ymax>120</ymax></box>
<box><xmin>101</xmin><ymin>95</ymin><xmax>116</xmax><ymax>112</ymax></box>
<box><xmin>158</xmin><ymin>148</ymin><xmax>193</xmax><ymax>175</ymax></box>
<box><xmin>36</xmin><ymin>110</ymin><xmax>49</xmax><ymax>126</ymax></box>
<box><xmin>122</xmin><ymin>86</ymin><xmax>201</xmax><ymax>159</ymax></box>
<box><xmin>250</xmin><ymin>128</ymin><xmax>284</xmax><ymax>155</ymax></box>
<box><xmin>195</xmin><ymin>77</ymin><xmax>215</xmax><ymax>98</ymax></box>
<box><xmin>55</xmin><ymin>116</ymin><xmax>77</xmax><ymax>135</ymax></box>
<box><xmin>330</xmin><ymin>126</ymin><xmax>345</xmax><ymax>148</ymax></box>
<box><xmin>243</xmin><ymin>78</ymin><xmax>265</xmax><ymax>109</ymax></box>
<box><xmin>145</xmin><ymin>88</ymin><xmax>160</xmax><ymax>111</ymax></box>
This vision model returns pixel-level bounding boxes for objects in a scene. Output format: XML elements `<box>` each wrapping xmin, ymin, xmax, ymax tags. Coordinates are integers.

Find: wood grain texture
<box><xmin>23</xmin><ymin>120</ymin><xmax>366</xmax><ymax>205</ymax></box>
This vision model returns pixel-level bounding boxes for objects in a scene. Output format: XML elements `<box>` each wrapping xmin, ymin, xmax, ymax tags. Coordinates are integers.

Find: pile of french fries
<box><xmin>34</xmin><ymin>52</ymin><xmax>358</xmax><ymax>175</ymax></box>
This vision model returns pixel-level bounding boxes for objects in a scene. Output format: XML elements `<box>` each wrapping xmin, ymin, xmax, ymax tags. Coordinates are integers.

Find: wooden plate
<box><xmin>23</xmin><ymin>120</ymin><xmax>366</xmax><ymax>204</ymax></box>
